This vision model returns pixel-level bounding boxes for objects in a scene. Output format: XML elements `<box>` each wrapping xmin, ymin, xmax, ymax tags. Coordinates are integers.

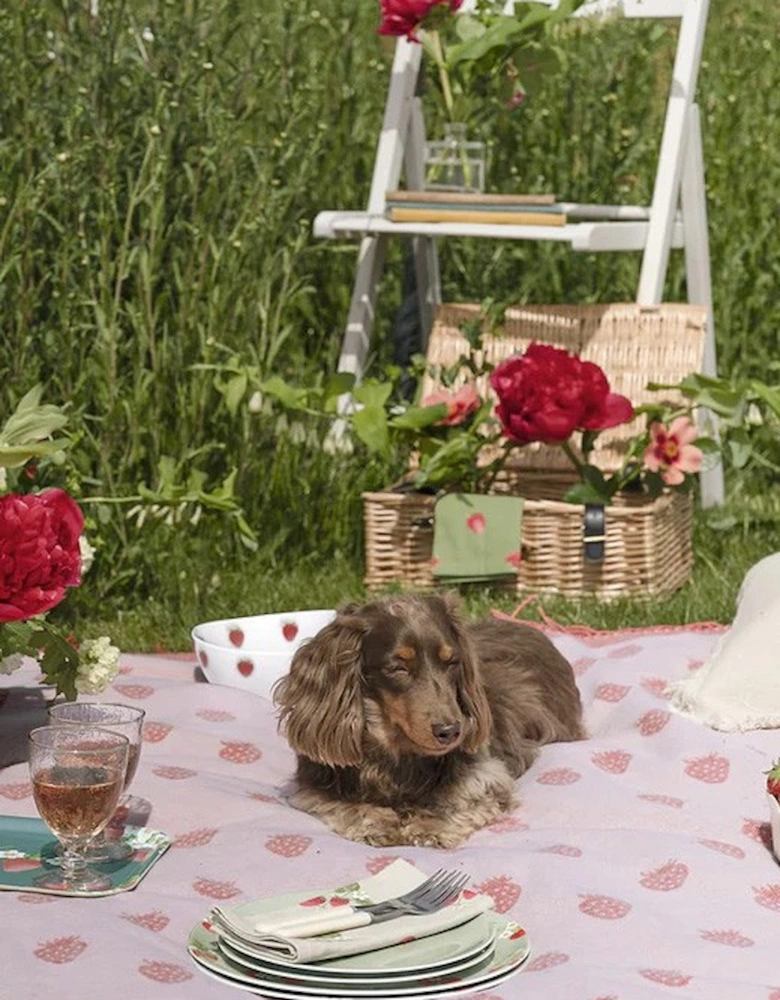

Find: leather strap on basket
<box><xmin>583</xmin><ymin>504</ymin><xmax>606</xmax><ymax>562</ymax></box>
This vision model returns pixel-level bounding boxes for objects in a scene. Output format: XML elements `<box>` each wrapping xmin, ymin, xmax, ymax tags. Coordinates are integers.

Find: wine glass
<box><xmin>28</xmin><ymin>725</ymin><xmax>128</xmax><ymax>893</ymax></box>
<box><xmin>48</xmin><ymin>702</ymin><xmax>146</xmax><ymax>863</ymax></box>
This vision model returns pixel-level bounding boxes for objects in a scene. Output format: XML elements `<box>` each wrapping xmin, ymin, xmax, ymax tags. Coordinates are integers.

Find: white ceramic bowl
<box><xmin>768</xmin><ymin>791</ymin><xmax>780</xmax><ymax>862</ymax></box>
<box><xmin>191</xmin><ymin>609</ymin><xmax>336</xmax><ymax>699</ymax></box>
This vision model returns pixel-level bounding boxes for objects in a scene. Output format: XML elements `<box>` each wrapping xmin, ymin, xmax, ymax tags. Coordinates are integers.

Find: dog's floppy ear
<box><xmin>272</xmin><ymin>610</ymin><xmax>366</xmax><ymax>767</ymax></box>
<box><xmin>437</xmin><ymin>594</ymin><xmax>492</xmax><ymax>752</ymax></box>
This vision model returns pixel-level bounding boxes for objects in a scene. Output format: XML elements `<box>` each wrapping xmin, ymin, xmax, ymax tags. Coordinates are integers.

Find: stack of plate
<box><xmin>188</xmin><ymin>887</ymin><xmax>531</xmax><ymax>999</ymax></box>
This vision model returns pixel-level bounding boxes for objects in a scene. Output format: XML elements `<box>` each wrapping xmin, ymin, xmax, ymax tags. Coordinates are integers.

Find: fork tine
<box><xmin>424</xmin><ymin>871</ymin><xmax>468</xmax><ymax>908</ymax></box>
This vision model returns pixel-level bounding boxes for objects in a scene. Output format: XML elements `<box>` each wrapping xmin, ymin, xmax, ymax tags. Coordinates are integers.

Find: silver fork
<box><xmin>212</xmin><ymin>869</ymin><xmax>470</xmax><ymax>941</ymax></box>
<box><xmin>354</xmin><ymin>868</ymin><xmax>469</xmax><ymax>919</ymax></box>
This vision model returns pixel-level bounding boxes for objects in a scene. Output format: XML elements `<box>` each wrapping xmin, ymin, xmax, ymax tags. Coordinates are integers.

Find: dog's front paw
<box><xmin>398</xmin><ymin>815</ymin><xmax>467</xmax><ymax>850</ymax></box>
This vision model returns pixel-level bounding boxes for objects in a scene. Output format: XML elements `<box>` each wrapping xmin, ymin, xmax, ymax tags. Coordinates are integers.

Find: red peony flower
<box><xmin>421</xmin><ymin>384</ymin><xmax>481</xmax><ymax>426</ymax></box>
<box><xmin>489</xmin><ymin>343</ymin><xmax>633</xmax><ymax>445</ymax></box>
<box><xmin>643</xmin><ymin>416</ymin><xmax>703</xmax><ymax>486</ymax></box>
<box><xmin>0</xmin><ymin>489</ymin><xmax>84</xmax><ymax>622</ymax></box>
<box><xmin>378</xmin><ymin>0</ymin><xmax>463</xmax><ymax>41</ymax></box>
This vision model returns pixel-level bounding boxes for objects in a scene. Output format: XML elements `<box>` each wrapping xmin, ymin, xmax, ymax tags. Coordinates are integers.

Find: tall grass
<box><xmin>1</xmin><ymin>0</ymin><xmax>778</xmax><ymax>631</ymax></box>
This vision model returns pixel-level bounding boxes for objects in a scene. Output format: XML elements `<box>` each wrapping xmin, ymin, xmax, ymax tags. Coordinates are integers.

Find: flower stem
<box><xmin>427</xmin><ymin>29</ymin><xmax>454</xmax><ymax>120</ymax></box>
<box><xmin>561</xmin><ymin>440</ymin><xmax>584</xmax><ymax>477</ymax></box>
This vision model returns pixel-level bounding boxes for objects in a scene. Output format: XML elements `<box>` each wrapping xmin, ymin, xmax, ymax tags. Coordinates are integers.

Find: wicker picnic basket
<box><xmin>362</xmin><ymin>302</ymin><xmax>707</xmax><ymax>599</ymax></box>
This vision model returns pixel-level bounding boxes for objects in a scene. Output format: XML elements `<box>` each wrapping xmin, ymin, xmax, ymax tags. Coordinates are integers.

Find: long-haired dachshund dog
<box><xmin>273</xmin><ymin>594</ymin><xmax>585</xmax><ymax>849</ymax></box>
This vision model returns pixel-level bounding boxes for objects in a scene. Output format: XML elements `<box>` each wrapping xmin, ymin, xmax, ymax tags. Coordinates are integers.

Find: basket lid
<box><xmin>421</xmin><ymin>302</ymin><xmax>707</xmax><ymax>474</ymax></box>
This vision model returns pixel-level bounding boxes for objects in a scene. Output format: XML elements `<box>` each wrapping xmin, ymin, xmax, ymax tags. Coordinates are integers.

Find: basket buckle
<box><xmin>583</xmin><ymin>504</ymin><xmax>605</xmax><ymax>562</ymax></box>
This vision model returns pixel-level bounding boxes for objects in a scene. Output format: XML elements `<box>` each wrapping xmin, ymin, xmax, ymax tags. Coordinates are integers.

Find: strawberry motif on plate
<box><xmin>592</xmin><ymin>749</ymin><xmax>632</xmax><ymax>774</ymax></box>
<box><xmin>578</xmin><ymin>894</ymin><xmax>631</xmax><ymax>919</ymax></box>
<box><xmin>237</xmin><ymin>659</ymin><xmax>254</xmax><ymax>678</ymax></box>
<box><xmin>34</xmin><ymin>936</ymin><xmax>87</xmax><ymax>964</ymax></box>
<box><xmin>122</xmin><ymin>911</ymin><xmax>170</xmax><ymax>933</ymax></box>
<box><xmin>193</xmin><ymin>876</ymin><xmax>241</xmax><ymax>900</ymax></box>
<box><xmin>173</xmin><ymin>828</ymin><xmax>218</xmax><ymax>849</ymax></box>
<box><xmin>299</xmin><ymin>896</ymin><xmax>327</xmax><ymax>907</ymax></box>
<box><xmin>282</xmin><ymin>621</ymin><xmax>299</xmax><ymax>642</ymax></box>
<box><xmin>198</xmin><ymin>650</ymin><xmax>209</xmax><ymax>668</ymax></box>
<box><xmin>684</xmin><ymin>752</ymin><xmax>729</xmax><ymax>783</ymax></box>
<box><xmin>228</xmin><ymin>627</ymin><xmax>245</xmax><ymax>647</ymax></box>
<box><xmin>219</xmin><ymin>740</ymin><xmax>262</xmax><ymax>764</ymax></box>
<box><xmin>265</xmin><ymin>834</ymin><xmax>312</xmax><ymax>858</ymax></box>
<box><xmin>639</xmin><ymin>860</ymin><xmax>689</xmax><ymax>891</ymax></box>
<box><xmin>138</xmin><ymin>960</ymin><xmax>194</xmax><ymax>983</ymax></box>
<box><xmin>476</xmin><ymin>874</ymin><xmax>521</xmax><ymax>914</ymax></box>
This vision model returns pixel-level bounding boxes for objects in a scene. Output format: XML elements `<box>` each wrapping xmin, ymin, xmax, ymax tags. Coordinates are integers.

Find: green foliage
<box><xmin>0</xmin><ymin>0</ymin><xmax>777</xmax><ymax>634</ymax></box>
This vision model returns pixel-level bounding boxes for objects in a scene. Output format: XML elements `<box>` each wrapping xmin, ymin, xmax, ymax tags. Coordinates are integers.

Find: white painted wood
<box><xmin>314</xmin><ymin>211</ymin><xmax>686</xmax><ymax>252</ymax></box>
<box><xmin>637</xmin><ymin>0</ymin><xmax>710</xmax><ymax>303</ymax></box>
<box><xmin>326</xmin><ymin>0</ymin><xmax>722</xmax><ymax>501</ymax></box>
<box><xmin>405</xmin><ymin>96</ymin><xmax>441</xmax><ymax>346</ymax></box>
<box><xmin>681</xmin><ymin>102</ymin><xmax>724</xmax><ymax>507</ymax></box>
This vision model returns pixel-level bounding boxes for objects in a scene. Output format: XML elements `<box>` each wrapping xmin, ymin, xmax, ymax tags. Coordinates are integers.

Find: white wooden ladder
<box><xmin>313</xmin><ymin>0</ymin><xmax>723</xmax><ymax>506</ymax></box>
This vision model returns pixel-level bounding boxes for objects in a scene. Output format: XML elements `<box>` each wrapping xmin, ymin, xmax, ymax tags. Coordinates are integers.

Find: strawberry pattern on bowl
<box><xmin>191</xmin><ymin>610</ymin><xmax>335</xmax><ymax>699</ymax></box>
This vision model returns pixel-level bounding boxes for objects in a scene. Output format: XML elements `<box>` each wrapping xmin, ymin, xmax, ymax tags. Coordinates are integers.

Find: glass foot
<box><xmin>34</xmin><ymin>866</ymin><xmax>113</xmax><ymax>893</ymax></box>
<box><xmin>84</xmin><ymin>836</ymin><xmax>134</xmax><ymax>863</ymax></box>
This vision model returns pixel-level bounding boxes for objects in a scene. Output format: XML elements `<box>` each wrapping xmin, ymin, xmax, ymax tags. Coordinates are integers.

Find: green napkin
<box><xmin>431</xmin><ymin>493</ymin><xmax>524</xmax><ymax>583</ymax></box>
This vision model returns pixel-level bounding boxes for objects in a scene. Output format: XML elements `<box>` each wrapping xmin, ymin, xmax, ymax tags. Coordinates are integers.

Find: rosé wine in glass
<box><xmin>29</xmin><ymin>725</ymin><xmax>128</xmax><ymax>893</ymax></box>
<box><xmin>48</xmin><ymin>702</ymin><xmax>146</xmax><ymax>863</ymax></box>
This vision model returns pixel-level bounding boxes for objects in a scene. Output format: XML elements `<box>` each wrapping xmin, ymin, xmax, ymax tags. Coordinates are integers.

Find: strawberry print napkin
<box><xmin>209</xmin><ymin>859</ymin><xmax>491</xmax><ymax>964</ymax></box>
<box><xmin>432</xmin><ymin>493</ymin><xmax>523</xmax><ymax>583</ymax></box>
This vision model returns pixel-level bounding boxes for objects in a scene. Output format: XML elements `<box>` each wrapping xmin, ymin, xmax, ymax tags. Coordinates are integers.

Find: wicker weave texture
<box><xmin>362</xmin><ymin>488</ymin><xmax>693</xmax><ymax>599</ymax></box>
<box><xmin>364</xmin><ymin>302</ymin><xmax>703</xmax><ymax>599</ymax></box>
<box><xmin>421</xmin><ymin>302</ymin><xmax>707</xmax><ymax>473</ymax></box>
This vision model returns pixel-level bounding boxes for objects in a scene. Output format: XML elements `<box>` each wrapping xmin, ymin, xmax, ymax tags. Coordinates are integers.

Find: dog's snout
<box><xmin>431</xmin><ymin>722</ymin><xmax>461</xmax><ymax>745</ymax></box>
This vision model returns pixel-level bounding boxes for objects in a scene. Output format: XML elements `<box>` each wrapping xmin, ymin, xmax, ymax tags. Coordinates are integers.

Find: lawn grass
<box><xmin>68</xmin><ymin>498</ymin><xmax>777</xmax><ymax>654</ymax></box>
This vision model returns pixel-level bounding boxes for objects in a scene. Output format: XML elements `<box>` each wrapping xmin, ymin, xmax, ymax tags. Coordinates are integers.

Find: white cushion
<box><xmin>668</xmin><ymin>552</ymin><xmax>780</xmax><ymax>731</ymax></box>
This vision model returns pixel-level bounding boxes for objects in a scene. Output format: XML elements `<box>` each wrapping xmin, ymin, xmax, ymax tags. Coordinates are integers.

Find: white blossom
<box><xmin>0</xmin><ymin>654</ymin><xmax>24</xmax><ymax>676</ymax></box>
<box><xmin>75</xmin><ymin>636</ymin><xmax>120</xmax><ymax>694</ymax></box>
<box><xmin>79</xmin><ymin>535</ymin><xmax>96</xmax><ymax>575</ymax></box>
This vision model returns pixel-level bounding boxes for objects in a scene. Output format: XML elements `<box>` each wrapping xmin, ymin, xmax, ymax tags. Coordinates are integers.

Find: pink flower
<box><xmin>421</xmin><ymin>384</ymin><xmax>481</xmax><ymax>426</ymax></box>
<box><xmin>378</xmin><ymin>0</ymin><xmax>463</xmax><ymax>41</ymax></box>
<box><xmin>0</xmin><ymin>489</ymin><xmax>84</xmax><ymax>622</ymax></box>
<box><xmin>643</xmin><ymin>417</ymin><xmax>703</xmax><ymax>486</ymax></box>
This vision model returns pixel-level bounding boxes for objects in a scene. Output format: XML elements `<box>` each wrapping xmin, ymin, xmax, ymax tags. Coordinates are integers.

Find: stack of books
<box><xmin>384</xmin><ymin>191</ymin><xmax>566</xmax><ymax>227</ymax></box>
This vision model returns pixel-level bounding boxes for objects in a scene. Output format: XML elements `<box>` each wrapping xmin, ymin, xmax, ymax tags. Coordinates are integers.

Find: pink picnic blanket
<box><xmin>1</xmin><ymin>627</ymin><xmax>779</xmax><ymax>1000</ymax></box>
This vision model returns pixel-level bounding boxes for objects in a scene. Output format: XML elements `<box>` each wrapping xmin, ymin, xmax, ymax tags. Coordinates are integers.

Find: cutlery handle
<box><xmin>253</xmin><ymin>907</ymin><xmax>373</xmax><ymax>938</ymax></box>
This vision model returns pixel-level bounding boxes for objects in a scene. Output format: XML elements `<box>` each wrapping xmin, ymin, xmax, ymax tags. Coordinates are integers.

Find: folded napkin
<box><xmin>431</xmin><ymin>493</ymin><xmax>523</xmax><ymax>583</ymax></box>
<box><xmin>210</xmin><ymin>859</ymin><xmax>491</xmax><ymax>965</ymax></box>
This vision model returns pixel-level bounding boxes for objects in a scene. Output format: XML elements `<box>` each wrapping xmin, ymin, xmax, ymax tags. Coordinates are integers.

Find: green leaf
<box><xmin>224</xmin><ymin>372</ymin><xmax>248</xmax><ymax>417</ymax></box>
<box><xmin>389</xmin><ymin>403</ymin><xmax>449</xmax><ymax>431</ymax></box>
<box><xmin>352</xmin><ymin>406</ymin><xmax>390</xmax><ymax>456</ymax></box>
<box><xmin>562</xmin><ymin>481</ymin><xmax>612</xmax><ymax>505</ymax></box>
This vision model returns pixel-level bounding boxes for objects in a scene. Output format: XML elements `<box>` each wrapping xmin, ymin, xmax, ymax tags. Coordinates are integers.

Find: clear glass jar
<box><xmin>424</xmin><ymin>122</ymin><xmax>486</xmax><ymax>193</ymax></box>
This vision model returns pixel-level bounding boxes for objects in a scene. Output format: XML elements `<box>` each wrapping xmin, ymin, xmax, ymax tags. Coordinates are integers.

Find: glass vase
<box><xmin>424</xmin><ymin>123</ymin><xmax>486</xmax><ymax>194</ymax></box>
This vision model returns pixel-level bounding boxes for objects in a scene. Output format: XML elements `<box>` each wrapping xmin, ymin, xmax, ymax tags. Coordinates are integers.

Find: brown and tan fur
<box><xmin>273</xmin><ymin>593</ymin><xmax>585</xmax><ymax>849</ymax></box>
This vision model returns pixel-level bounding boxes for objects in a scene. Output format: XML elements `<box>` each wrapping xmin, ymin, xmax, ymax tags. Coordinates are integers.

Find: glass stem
<box><xmin>61</xmin><ymin>844</ymin><xmax>89</xmax><ymax>882</ymax></box>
